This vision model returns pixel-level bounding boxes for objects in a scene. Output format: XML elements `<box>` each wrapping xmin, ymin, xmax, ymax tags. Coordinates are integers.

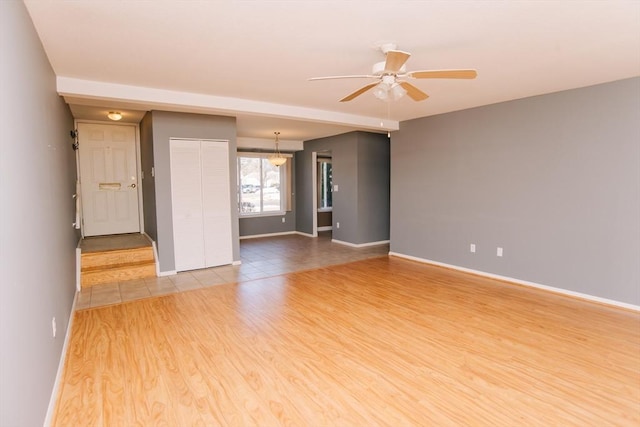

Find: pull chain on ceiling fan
<box><xmin>309</xmin><ymin>43</ymin><xmax>477</xmax><ymax>102</ymax></box>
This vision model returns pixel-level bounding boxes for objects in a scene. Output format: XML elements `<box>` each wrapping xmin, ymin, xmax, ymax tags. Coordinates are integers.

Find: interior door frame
<box><xmin>311</xmin><ymin>151</ymin><xmax>318</xmax><ymax>237</ymax></box>
<box><xmin>75</xmin><ymin>120</ymin><xmax>144</xmax><ymax>238</ymax></box>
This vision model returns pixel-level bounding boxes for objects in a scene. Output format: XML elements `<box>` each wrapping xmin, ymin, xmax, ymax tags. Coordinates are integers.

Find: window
<box><xmin>237</xmin><ymin>154</ymin><xmax>286</xmax><ymax>215</ymax></box>
<box><xmin>318</xmin><ymin>159</ymin><xmax>332</xmax><ymax>210</ymax></box>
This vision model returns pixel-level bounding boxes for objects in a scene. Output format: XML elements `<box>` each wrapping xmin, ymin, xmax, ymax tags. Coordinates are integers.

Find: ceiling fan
<box><xmin>309</xmin><ymin>43</ymin><xmax>477</xmax><ymax>102</ymax></box>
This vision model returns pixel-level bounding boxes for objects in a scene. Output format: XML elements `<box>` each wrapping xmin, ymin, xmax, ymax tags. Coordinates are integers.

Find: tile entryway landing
<box><xmin>79</xmin><ymin>233</ymin><xmax>152</xmax><ymax>253</ymax></box>
<box><xmin>76</xmin><ymin>232</ymin><xmax>389</xmax><ymax>310</ymax></box>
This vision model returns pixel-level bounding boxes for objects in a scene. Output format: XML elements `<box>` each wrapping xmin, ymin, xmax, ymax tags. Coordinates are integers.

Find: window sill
<box><xmin>239</xmin><ymin>212</ymin><xmax>286</xmax><ymax>219</ymax></box>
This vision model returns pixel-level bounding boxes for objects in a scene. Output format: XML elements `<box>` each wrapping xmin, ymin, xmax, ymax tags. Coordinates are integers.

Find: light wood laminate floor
<box><xmin>55</xmin><ymin>256</ymin><xmax>640</xmax><ymax>426</ymax></box>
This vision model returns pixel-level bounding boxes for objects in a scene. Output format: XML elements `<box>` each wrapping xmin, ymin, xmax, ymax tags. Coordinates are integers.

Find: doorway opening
<box><xmin>312</xmin><ymin>150</ymin><xmax>332</xmax><ymax>237</ymax></box>
<box><xmin>77</xmin><ymin>122</ymin><xmax>142</xmax><ymax>237</ymax></box>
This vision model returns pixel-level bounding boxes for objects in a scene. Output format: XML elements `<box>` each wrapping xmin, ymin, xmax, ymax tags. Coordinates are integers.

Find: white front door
<box><xmin>78</xmin><ymin>123</ymin><xmax>140</xmax><ymax>236</ymax></box>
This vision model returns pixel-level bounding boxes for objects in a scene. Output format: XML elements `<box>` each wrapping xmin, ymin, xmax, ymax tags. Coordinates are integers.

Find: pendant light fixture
<box><xmin>107</xmin><ymin>111</ymin><xmax>123</xmax><ymax>121</ymax></box>
<box><xmin>268</xmin><ymin>131</ymin><xmax>287</xmax><ymax>167</ymax></box>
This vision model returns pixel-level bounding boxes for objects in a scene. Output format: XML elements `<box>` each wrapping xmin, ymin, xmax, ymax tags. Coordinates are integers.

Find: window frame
<box><xmin>237</xmin><ymin>152</ymin><xmax>291</xmax><ymax>217</ymax></box>
<box><xmin>317</xmin><ymin>158</ymin><xmax>333</xmax><ymax>212</ymax></box>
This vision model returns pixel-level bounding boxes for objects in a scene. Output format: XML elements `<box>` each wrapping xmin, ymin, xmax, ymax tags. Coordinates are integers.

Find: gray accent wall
<box><xmin>318</xmin><ymin>211</ymin><xmax>332</xmax><ymax>227</ymax></box>
<box><xmin>239</xmin><ymin>212</ymin><xmax>296</xmax><ymax>237</ymax></box>
<box><xmin>140</xmin><ymin>112</ymin><xmax>157</xmax><ymax>240</ymax></box>
<box><xmin>142</xmin><ymin>111</ymin><xmax>239</xmax><ymax>272</ymax></box>
<box><xmin>391</xmin><ymin>77</ymin><xmax>640</xmax><ymax>305</ymax></box>
<box><xmin>1</xmin><ymin>2</ymin><xmax>78</xmax><ymax>425</ymax></box>
<box><xmin>297</xmin><ymin>132</ymin><xmax>390</xmax><ymax>244</ymax></box>
<box><xmin>357</xmin><ymin>136</ymin><xmax>392</xmax><ymax>243</ymax></box>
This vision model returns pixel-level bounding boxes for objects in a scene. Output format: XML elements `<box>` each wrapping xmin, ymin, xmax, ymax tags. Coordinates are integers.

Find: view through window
<box><xmin>318</xmin><ymin>159</ymin><xmax>332</xmax><ymax>210</ymax></box>
<box><xmin>238</xmin><ymin>155</ymin><xmax>283</xmax><ymax>215</ymax></box>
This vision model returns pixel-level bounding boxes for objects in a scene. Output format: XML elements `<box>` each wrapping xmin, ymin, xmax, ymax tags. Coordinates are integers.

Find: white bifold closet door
<box><xmin>170</xmin><ymin>139</ymin><xmax>232</xmax><ymax>272</ymax></box>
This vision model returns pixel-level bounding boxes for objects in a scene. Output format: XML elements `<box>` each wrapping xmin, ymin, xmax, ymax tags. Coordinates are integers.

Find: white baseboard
<box><xmin>240</xmin><ymin>231</ymin><xmax>296</xmax><ymax>240</ymax></box>
<box><xmin>232</xmin><ymin>260</ymin><xmax>242</xmax><ymax>266</ymax></box>
<box><xmin>295</xmin><ymin>231</ymin><xmax>316</xmax><ymax>238</ymax></box>
<box><xmin>44</xmin><ymin>292</ymin><xmax>77</xmax><ymax>427</ymax></box>
<box><xmin>333</xmin><ymin>239</ymin><xmax>390</xmax><ymax>248</ymax></box>
<box><xmin>75</xmin><ymin>247</ymin><xmax>81</xmax><ymax>292</ymax></box>
<box><xmin>388</xmin><ymin>251</ymin><xmax>640</xmax><ymax>312</ymax></box>
<box><xmin>158</xmin><ymin>270</ymin><xmax>177</xmax><ymax>277</ymax></box>
<box><xmin>144</xmin><ymin>233</ymin><xmax>160</xmax><ymax>277</ymax></box>
<box><xmin>317</xmin><ymin>226</ymin><xmax>333</xmax><ymax>231</ymax></box>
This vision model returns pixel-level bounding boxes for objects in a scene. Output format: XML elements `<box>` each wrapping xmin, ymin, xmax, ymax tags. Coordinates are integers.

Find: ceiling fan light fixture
<box><xmin>373</xmin><ymin>83</ymin><xmax>390</xmax><ymax>100</ymax></box>
<box><xmin>268</xmin><ymin>131</ymin><xmax>287</xmax><ymax>167</ymax></box>
<box><xmin>107</xmin><ymin>111</ymin><xmax>123</xmax><ymax>121</ymax></box>
<box><xmin>390</xmin><ymin>83</ymin><xmax>407</xmax><ymax>101</ymax></box>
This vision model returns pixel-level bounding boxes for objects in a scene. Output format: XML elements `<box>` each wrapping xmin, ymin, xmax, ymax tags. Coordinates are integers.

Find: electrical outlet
<box><xmin>470</xmin><ymin>244</ymin><xmax>476</xmax><ymax>253</ymax></box>
<box><xmin>336</xmin><ymin>222</ymin><xmax>340</xmax><ymax>229</ymax></box>
<box><xmin>497</xmin><ymin>247</ymin><xmax>503</xmax><ymax>257</ymax></box>
<box><xmin>333</xmin><ymin>185</ymin><xmax>339</xmax><ymax>192</ymax></box>
<box><xmin>52</xmin><ymin>317</ymin><xmax>57</xmax><ymax>338</ymax></box>
<box><xmin>281</xmin><ymin>217</ymin><xmax>285</xmax><ymax>223</ymax></box>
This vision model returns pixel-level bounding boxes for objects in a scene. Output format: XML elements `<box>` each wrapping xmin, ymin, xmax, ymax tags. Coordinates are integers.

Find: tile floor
<box><xmin>79</xmin><ymin>233</ymin><xmax>152</xmax><ymax>252</ymax></box>
<box><xmin>76</xmin><ymin>232</ymin><xmax>389</xmax><ymax>310</ymax></box>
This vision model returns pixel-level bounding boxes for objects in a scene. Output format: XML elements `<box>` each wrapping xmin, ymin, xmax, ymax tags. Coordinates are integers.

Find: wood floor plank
<box><xmin>55</xmin><ymin>257</ymin><xmax>640</xmax><ymax>426</ymax></box>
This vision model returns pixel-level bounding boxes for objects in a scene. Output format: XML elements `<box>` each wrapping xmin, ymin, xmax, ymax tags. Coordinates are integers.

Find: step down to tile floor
<box><xmin>81</xmin><ymin>246</ymin><xmax>156</xmax><ymax>288</ymax></box>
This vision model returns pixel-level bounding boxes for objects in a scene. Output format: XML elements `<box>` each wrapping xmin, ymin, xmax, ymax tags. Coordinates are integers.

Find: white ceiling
<box><xmin>25</xmin><ymin>1</ymin><xmax>640</xmax><ymax>142</ymax></box>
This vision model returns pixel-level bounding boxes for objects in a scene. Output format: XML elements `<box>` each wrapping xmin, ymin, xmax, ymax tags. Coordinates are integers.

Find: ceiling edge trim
<box><xmin>237</xmin><ymin>137</ymin><xmax>304</xmax><ymax>151</ymax></box>
<box><xmin>57</xmin><ymin>77</ymin><xmax>399</xmax><ymax>131</ymax></box>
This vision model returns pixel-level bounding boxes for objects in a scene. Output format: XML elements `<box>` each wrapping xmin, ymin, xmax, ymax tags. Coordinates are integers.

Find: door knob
<box><xmin>129</xmin><ymin>183</ymin><xmax>137</xmax><ymax>189</ymax></box>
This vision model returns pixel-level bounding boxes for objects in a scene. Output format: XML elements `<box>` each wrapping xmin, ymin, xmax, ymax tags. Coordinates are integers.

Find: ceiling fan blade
<box><xmin>399</xmin><ymin>82</ymin><xmax>429</xmax><ymax>101</ymax></box>
<box><xmin>309</xmin><ymin>75</ymin><xmax>377</xmax><ymax>81</ymax></box>
<box><xmin>384</xmin><ymin>50</ymin><xmax>411</xmax><ymax>73</ymax></box>
<box><xmin>340</xmin><ymin>82</ymin><xmax>380</xmax><ymax>102</ymax></box>
<box><xmin>407</xmin><ymin>69</ymin><xmax>477</xmax><ymax>79</ymax></box>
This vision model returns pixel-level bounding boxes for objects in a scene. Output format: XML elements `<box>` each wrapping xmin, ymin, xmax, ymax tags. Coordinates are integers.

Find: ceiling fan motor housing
<box><xmin>372</xmin><ymin>61</ymin><xmax>406</xmax><ymax>76</ymax></box>
<box><xmin>378</xmin><ymin>42</ymin><xmax>398</xmax><ymax>54</ymax></box>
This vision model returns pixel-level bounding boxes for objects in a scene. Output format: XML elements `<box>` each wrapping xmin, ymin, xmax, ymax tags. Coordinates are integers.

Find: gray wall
<box><xmin>0</xmin><ymin>2</ymin><xmax>78</xmax><ymax>425</ymax></box>
<box><xmin>318</xmin><ymin>211</ymin><xmax>332</xmax><ymax>227</ymax></box>
<box><xmin>140</xmin><ymin>112</ymin><xmax>157</xmax><ymax>240</ymax></box>
<box><xmin>391</xmin><ymin>77</ymin><xmax>640</xmax><ymax>305</ymax></box>
<box><xmin>297</xmin><ymin>133</ymin><xmax>357</xmax><ymax>239</ymax></box>
<box><xmin>357</xmin><ymin>136</ymin><xmax>391</xmax><ymax>243</ymax></box>
<box><xmin>297</xmin><ymin>131</ymin><xmax>390</xmax><ymax>244</ymax></box>
<box><xmin>148</xmin><ymin>111</ymin><xmax>239</xmax><ymax>272</ymax></box>
<box><xmin>239</xmin><ymin>211</ymin><xmax>296</xmax><ymax>236</ymax></box>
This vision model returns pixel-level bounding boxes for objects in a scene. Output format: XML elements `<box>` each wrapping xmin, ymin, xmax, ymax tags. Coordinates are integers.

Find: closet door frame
<box><xmin>169</xmin><ymin>138</ymin><xmax>232</xmax><ymax>272</ymax></box>
<box><xmin>200</xmin><ymin>140</ymin><xmax>233</xmax><ymax>267</ymax></box>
